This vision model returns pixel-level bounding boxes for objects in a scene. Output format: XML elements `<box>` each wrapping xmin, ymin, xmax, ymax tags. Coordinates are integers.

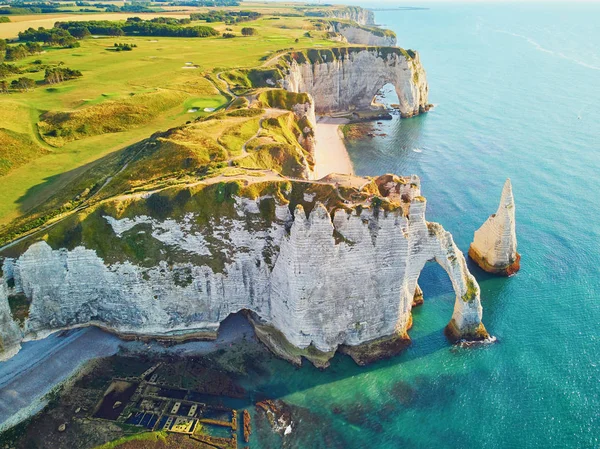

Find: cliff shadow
<box><xmin>244</xmin><ymin>263</ymin><xmax>471</xmax><ymax>399</ymax></box>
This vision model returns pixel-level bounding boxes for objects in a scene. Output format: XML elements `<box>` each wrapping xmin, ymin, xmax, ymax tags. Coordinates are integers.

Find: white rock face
<box><xmin>282</xmin><ymin>49</ymin><xmax>429</xmax><ymax>117</ymax></box>
<box><xmin>329</xmin><ymin>23</ymin><xmax>397</xmax><ymax>47</ymax></box>
<box><xmin>0</xmin><ymin>179</ymin><xmax>487</xmax><ymax>362</ymax></box>
<box><xmin>469</xmin><ymin>179</ymin><xmax>520</xmax><ymax>275</ymax></box>
<box><xmin>0</xmin><ymin>279</ymin><xmax>22</xmax><ymax>361</ymax></box>
<box><xmin>328</xmin><ymin>7</ymin><xmax>375</xmax><ymax>26</ymax></box>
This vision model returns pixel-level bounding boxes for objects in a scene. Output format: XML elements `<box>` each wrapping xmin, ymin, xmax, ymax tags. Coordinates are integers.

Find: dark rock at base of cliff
<box><xmin>246</xmin><ymin>312</ymin><xmax>336</xmax><ymax>369</ymax></box>
<box><xmin>468</xmin><ymin>246</ymin><xmax>521</xmax><ymax>276</ymax></box>
<box><xmin>339</xmin><ymin>331</ymin><xmax>412</xmax><ymax>366</ymax></box>
<box><xmin>444</xmin><ymin>319</ymin><xmax>490</xmax><ymax>344</ymax></box>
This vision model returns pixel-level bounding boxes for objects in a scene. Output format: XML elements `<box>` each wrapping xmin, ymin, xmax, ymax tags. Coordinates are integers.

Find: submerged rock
<box><xmin>469</xmin><ymin>179</ymin><xmax>520</xmax><ymax>276</ymax></box>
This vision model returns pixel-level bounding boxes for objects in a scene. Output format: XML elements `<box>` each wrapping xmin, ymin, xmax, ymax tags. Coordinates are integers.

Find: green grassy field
<box><xmin>0</xmin><ymin>10</ymin><xmax>337</xmax><ymax>226</ymax></box>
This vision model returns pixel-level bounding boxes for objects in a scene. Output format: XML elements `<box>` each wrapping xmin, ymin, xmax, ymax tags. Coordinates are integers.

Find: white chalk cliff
<box><xmin>322</xmin><ymin>7</ymin><xmax>375</xmax><ymax>26</ymax></box>
<box><xmin>0</xmin><ymin>177</ymin><xmax>488</xmax><ymax>365</ymax></box>
<box><xmin>327</xmin><ymin>22</ymin><xmax>397</xmax><ymax>47</ymax></box>
<box><xmin>281</xmin><ymin>48</ymin><xmax>429</xmax><ymax>117</ymax></box>
<box><xmin>469</xmin><ymin>179</ymin><xmax>520</xmax><ymax>275</ymax></box>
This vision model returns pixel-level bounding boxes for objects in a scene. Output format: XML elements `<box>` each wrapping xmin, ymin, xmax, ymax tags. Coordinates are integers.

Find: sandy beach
<box><xmin>313</xmin><ymin>117</ymin><xmax>354</xmax><ymax>179</ymax></box>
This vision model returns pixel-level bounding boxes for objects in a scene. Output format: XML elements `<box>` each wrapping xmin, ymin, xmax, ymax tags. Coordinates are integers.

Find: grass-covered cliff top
<box><xmin>0</xmin><ymin>90</ymin><xmax>318</xmax><ymax>247</ymax></box>
<box><xmin>0</xmin><ymin>173</ymin><xmax>411</xmax><ymax>266</ymax></box>
<box><xmin>278</xmin><ymin>46</ymin><xmax>416</xmax><ymax>66</ymax></box>
<box><xmin>0</xmin><ymin>4</ymin><xmax>343</xmax><ymax>228</ymax></box>
<box><xmin>0</xmin><ymin>2</ymin><xmax>415</xmax><ymax>252</ymax></box>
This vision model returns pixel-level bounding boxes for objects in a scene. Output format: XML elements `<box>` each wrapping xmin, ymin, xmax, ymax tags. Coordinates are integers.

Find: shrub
<box><xmin>10</xmin><ymin>77</ymin><xmax>36</xmax><ymax>92</ymax></box>
<box><xmin>223</xmin><ymin>33</ymin><xmax>236</xmax><ymax>38</ymax></box>
<box><xmin>44</xmin><ymin>67</ymin><xmax>83</xmax><ymax>84</ymax></box>
<box><xmin>241</xmin><ymin>27</ymin><xmax>257</xmax><ymax>36</ymax></box>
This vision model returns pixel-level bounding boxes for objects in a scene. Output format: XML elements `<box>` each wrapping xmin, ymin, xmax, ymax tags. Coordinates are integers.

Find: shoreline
<box><xmin>0</xmin><ymin>314</ymin><xmax>255</xmax><ymax>432</ymax></box>
<box><xmin>313</xmin><ymin>116</ymin><xmax>354</xmax><ymax>179</ymax></box>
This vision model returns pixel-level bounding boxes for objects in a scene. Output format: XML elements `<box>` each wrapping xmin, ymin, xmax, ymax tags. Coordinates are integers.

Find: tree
<box><xmin>5</xmin><ymin>45</ymin><xmax>28</xmax><ymax>61</ymax></box>
<box><xmin>44</xmin><ymin>66</ymin><xmax>82</xmax><ymax>84</ymax></box>
<box><xmin>0</xmin><ymin>80</ymin><xmax>8</xmax><ymax>93</ymax></box>
<box><xmin>11</xmin><ymin>77</ymin><xmax>36</xmax><ymax>92</ymax></box>
<box><xmin>69</xmin><ymin>26</ymin><xmax>91</xmax><ymax>39</ymax></box>
<box><xmin>222</xmin><ymin>33</ymin><xmax>235</xmax><ymax>38</ymax></box>
<box><xmin>241</xmin><ymin>27</ymin><xmax>257</xmax><ymax>36</ymax></box>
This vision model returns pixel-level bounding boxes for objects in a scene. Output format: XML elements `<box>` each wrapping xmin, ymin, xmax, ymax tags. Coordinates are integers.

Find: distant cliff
<box><xmin>306</xmin><ymin>6</ymin><xmax>375</xmax><ymax>26</ymax></box>
<box><xmin>324</xmin><ymin>20</ymin><xmax>397</xmax><ymax>46</ymax></box>
<box><xmin>279</xmin><ymin>47</ymin><xmax>429</xmax><ymax>117</ymax></box>
<box><xmin>0</xmin><ymin>175</ymin><xmax>488</xmax><ymax>366</ymax></box>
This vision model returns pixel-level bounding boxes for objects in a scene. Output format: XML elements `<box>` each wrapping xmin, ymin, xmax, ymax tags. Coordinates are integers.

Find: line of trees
<box><xmin>55</xmin><ymin>19</ymin><xmax>219</xmax><ymax>38</ymax></box>
<box><xmin>170</xmin><ymin>0</ymin><xmax>240</xmax><ymax>6</ymax></box>
<box><xmin>0</xmin><ymin>63</ymin><xmax>21</xmax><ymax>78</ymax></box>
<box><xmin>18</xmin><ymin>27</ymin><xmax>80</xmax><ymax>47</ymax></box>
<box><xmin>44</xmin><ymin>66</ymin><xmax>82</xmax><ymax>84</ymax></box>
<box><xmin>0</xmin><ymin>1</ymin><xmax>160</xmax><ymax>15</ymax></box>
<box><xmin>0</xmin><ymin>40</ymin><xmax>44</xmax><ymax>63</ymax></box>
<box><xmin>190</xmin><ymin>10</ymin><xmax>260</xmax><ymax>24</ymax></box>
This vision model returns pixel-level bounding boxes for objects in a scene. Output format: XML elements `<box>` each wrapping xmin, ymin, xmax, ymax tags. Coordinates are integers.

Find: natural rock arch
<box><xmin>281</xmin><ymin>48</ymin><xmax>430</xmax><ymax>118</ymax></box>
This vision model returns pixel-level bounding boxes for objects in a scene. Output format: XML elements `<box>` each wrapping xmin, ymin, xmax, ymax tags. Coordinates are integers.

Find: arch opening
<box><xmin>371</xmin><ymin>82</ymin><xmax>400</xmax><ymax>112</ymax></box>
<box><xmin>410</xmin><ymin>263</ymin><xmax>457</xmax><ymax>338</ymax></box>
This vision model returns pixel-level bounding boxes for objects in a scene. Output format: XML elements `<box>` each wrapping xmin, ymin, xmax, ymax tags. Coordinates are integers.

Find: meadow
<box><xmin>0</xmin><ymin>7</ymin><xmax>335</xmax><ymax>226</ymax></box>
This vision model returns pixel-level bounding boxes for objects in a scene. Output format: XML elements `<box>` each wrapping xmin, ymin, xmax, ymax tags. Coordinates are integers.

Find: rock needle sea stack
<box><xmin>469</xmin><ymin>179</ymin><xmax>520</xmax><ymax>276</ymax></box>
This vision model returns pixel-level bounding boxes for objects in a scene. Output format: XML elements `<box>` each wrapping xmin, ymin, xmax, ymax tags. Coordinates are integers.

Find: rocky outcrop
<box><xmin>327</xmin><ymin>21</ymin><xmax>397</xmax><ymax>46</ymax></box>
<box><xmin>469</xmin><ymin>179</ymin><xmax>520</xmax><ymax>276</ymax></box>
<box><xmin>280</xmin><ymin>48</ymin><xmax>429</xmax><ymax>117</ymax></box>
<box><xmin>0</xmin><ymin>176</ymin><xmax>488</xmax><ymax>365</ymax></box>
<box><xmin>0</xmin><ymin>278</ymin><xmax>23</xmax><ymax>360</ymax></box>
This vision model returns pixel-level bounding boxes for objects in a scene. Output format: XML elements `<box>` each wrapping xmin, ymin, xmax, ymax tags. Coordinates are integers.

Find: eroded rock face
<box><xmin>0</xmin><ymin>279</ymin><xmax>23</xmax><ymax>360</ymax></box>
<box><xmin>328</xmin><ymin>7</ymin><xmax>375</xmax><ymax>26</ymax></box>
<box><xmin>469</xmin><ymin>179</ymin><xmax>520</xmax><ymax>276</ymax></box>
<box><xmin>282</xmin><ymin>48</ymin><xmax>429</xmax><ymax>117</ymax></box>
<box><xmin>329</xmin><ymin>22</ymin><xmax>397</xmax><ymax>46</ymax></box>
<box><xmin>0</xmin><ymin>177</ymin><xmax>488</xmax><ymax>365</ymax></box>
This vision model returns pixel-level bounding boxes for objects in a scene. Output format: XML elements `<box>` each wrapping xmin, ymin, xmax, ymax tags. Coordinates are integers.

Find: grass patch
<box><xmin>0</xmin><ymin>127</ymin><xmax>49</xmax><ymax>176</ymax></box>
<box><xmin>218</xmin><ymin>117</ymin><xmax>261</xmax><ymax>157</ymax></box>
<box><xmin>38</xmin><ymin>90</ymin><xmax>189</xmax><ymax>147</ymax></box>
<box><xmin>236</xmin><ymin>143</ymin><xmax>307</xmax><ymax>177</ymax></box>
<box><xmin>258</xmin><ymin>89</ymin><xmax>311</xmax><ymax>110</ymax></box>
<box><xmin>92</xmin><ymin>431</ymin><xmax>168</xmax><ymax>449</ymax></box>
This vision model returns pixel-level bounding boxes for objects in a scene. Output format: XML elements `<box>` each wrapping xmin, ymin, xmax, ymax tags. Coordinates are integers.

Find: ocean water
<box><xmin>241</xmin><ymin>3</ymin><xmax>600</xmax><ymax>448</ymax></box>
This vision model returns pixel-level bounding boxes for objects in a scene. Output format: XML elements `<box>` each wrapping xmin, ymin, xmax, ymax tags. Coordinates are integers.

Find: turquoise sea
<box><xmin>242</xmin><ymin>3</ymin><xmax>600</xmax><ymax>448</ymax></box>
<box><xmin>2</xmin><ymin>3</ymin><xmax>599</xmax><ymax>448</ymax></box>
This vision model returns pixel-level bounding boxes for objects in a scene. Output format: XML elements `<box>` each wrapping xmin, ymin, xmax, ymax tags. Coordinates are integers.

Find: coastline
<box><xmin>0</xmin><ymin>314</ymin><xmax>255</xmax><ymax>431</ymax></box>
<box><xmin>313</xmin><ymin>116</ymin><xmax>354</xmax><ymax>179</ymax></box>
